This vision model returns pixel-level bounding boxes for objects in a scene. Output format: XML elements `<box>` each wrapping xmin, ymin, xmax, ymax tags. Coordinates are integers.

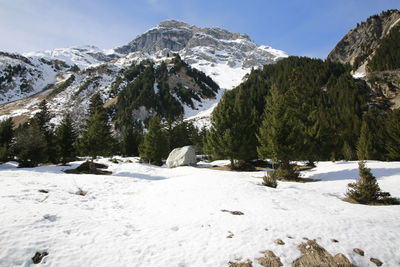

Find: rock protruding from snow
<box><xmin>166</xmin><ymin>145</ymin><xmax>197</xmax><ymax>168</ymax></box>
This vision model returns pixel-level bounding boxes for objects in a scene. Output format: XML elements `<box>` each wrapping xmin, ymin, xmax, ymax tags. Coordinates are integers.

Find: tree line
<box><xmin>0</xmin><ymin>94</ymin><xmax>205</xmax><ymax>167</ymax></box>
<box><xmin>205</xmin><ymin>56</ymin><xmax>400</xmax><ymax>177</ymax></box>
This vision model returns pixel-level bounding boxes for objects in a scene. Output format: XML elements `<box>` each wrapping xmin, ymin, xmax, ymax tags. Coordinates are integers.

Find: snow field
<box><xmin>0</xmin><ymin>159</ymin><xmax>399</xmax><ymax>266</ymax></box>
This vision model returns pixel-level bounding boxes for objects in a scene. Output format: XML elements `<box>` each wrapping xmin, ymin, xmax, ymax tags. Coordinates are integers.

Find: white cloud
<box><xmin>0</xmin><ymin>0</ymin><xmax>147</xmax><ymax>53</ymax></box>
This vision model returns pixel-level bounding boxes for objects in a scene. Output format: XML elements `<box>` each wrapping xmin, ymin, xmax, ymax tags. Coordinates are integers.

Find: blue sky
<box><xmin>0</xmin><ymin>0</ymin><xmax>399</xmax><ymax>58</ymax></box>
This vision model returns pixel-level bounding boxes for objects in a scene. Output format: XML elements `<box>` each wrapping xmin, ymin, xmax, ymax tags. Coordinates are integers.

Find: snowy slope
<box><xmin>24</xmin><ymin>45</ymin><xmax>118</xmax><ymax>70</ymax></box>
<box><xmin>0</xmin><ymin>159</ymin><xmax>399</xmax><ymax>266</ymax></box>
<box><xmin>0</xmin><ymin>53</ymin><xmax>61</xmax><ymax>104</ymax></box>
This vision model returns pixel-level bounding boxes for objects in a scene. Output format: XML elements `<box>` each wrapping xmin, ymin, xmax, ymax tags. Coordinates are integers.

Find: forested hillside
<box><xmin>206</xmin><ymin>56</ymin><xmax>400</xmax><ymax>170</ymax></box>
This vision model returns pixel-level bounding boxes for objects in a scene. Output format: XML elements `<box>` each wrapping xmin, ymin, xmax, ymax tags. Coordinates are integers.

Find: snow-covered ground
<box><xmin>0</xmin><ymin>159</ymin><xmax>399</xmax><ymax>266</ymax></box>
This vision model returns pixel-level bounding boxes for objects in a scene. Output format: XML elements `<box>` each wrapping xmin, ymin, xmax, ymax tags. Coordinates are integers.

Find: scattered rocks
<box><xmin>226</xmin><ymin>231</ymin><xmax>234</xmax><ymax>238</ymax></box>
<box><xmin>228</xmin><ymin>259</ymin><xmax>252</xmax><ymax>267</ymax></box>
<box><xmin>257</xmin><ymin>250</ymin><xmax>283</xmax><ymax>267</ymax></box>
<box><xmin>353</xmin><ymin>248</ymin><xmax>364</xmax><ymax>256</ymax></box>
<box><xmin>274</xmin><ymin>239</ymin><xmax>285</xmax><ymax>245</ymax></box>
<box><xmin>38</xmin><ymin>189</ymin><xmax>48</xmax><ymax>193</ymax></box>
<box><xmin>32</xmin><ymin>251</ymin><xmax>48</xmax><ymax>264</ymax></box>
<box><xmin>370</xmin><ymin>257</ymin><xmax>383</xmax><ymax>266</ymax></box>
<box><xmin>221</xmin><ymin>209</ymin><xmax>244</xmax><ymax>215</ymax></box>
<box><xmin>287</xmin><ymin>235</ymin><xmax>294</xmax><ymax>239</ymax></box>
<box><xmin>292</xmin><ymin>239</ymin><xmax>355</xmax><ymax>267</ymax></box>
<box><xmin>331</xmin><ymin>239</ymin><xmax>339</xmax><ymax>243</ymax></box>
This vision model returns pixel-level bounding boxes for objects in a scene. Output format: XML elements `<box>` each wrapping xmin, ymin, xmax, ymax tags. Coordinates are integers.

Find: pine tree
<box><xmin>346</xmin><ymin>161</ymin><xmax>398</xmax><ymax>205</ymax></box>
<box><xmin>33</xmin><ymin>100</ymin><xmax>58</xmax><ymax>163</ymax></box>
<box><xmin>55</xmin><ymin>114</ymin><xmax>77</xmax><ymax>164</ymax></box>
<box><xmin>257</xmin><ymin>85</ymin><xmax>302</xmax><ymax>180</ymax></box>
<box><xmin>139</xmin><ymin>115</ymin><xmax>168</xmax><ymax>165</ymax></box>
<box><xmin>120</xmin><ymin>125</ymin><xmax>143</xmax><ymax>156</ymax></box>
<box><xmin>205</xmin><ymin>87</ymin><xmax>258</xmax><ymax>169</ymax></box>
<box><xmin>14</xmin><ymin>122</ymin><xmax>48</xmax><ymax>167</ymax></box>
<box><xmin>357</xmin><ymin>119</ymin><xmax>374</xmax><ymax>160</ymax></box>
<box><xmin>386</xmin><ymin>109</ymin><xmax>400</xmax><ymax>160</ymax></box>
<box><xmin>0</xmin><ymin>118</ymin><xmax>14</xmax><ymax>161</ymax></box>
<box><xmin>79</xmin><ymin>93</ymin><xmax>114</xmax><ymax>160</ymax></box>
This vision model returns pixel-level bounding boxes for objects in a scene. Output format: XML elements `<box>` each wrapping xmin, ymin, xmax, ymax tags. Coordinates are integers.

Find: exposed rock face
<box><xmin>327</xmin><ymin>10</ymin><xmax>400</xmax><ymax>67</ymax></box>
<box><xmin>328</xmin><ymin>9</ymin><xmax>400</xmax><ymax>108</ymax></box>
<box><xmin>166</xmin><ymin>145</ymin><xmax>197</xmax><ymax>168</ymax></box>
<box><xmin>115</xmin><ymin>20</ymin><xmax>287</xmax><ymax>70</ymax></box>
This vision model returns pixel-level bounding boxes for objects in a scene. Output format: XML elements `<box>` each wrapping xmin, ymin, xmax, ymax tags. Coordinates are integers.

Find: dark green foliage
<box><xmin>120</xmin><ymin>125</ymin><xmax>143</xmax><ymax>156</ymax></box>
<box><xmin>33</xmin><ymin>100</ymin><xmax>59</xmax><ymax>163</ymax></box>
<box><xmin>209</xmin><ymin>56</ymin><xmax>366</xmax><ymax>163</ymax></box>
<box><xmin>385</xmin><ymin>109</ymin><xmax>400</xmax><ymax>160</ymax></box>
<box><xmin>357</xmin><ymin>121</ymin><xmax>373</xmax><ymax>161</ymax></box>
<box><xmin>166</xmin><ymin>119</ymin><xmax>203</xmax><ymax>153</ymax></box>
<box><xmin>346</xmin><ymin>161</ymin><xmax>399</xmax><ymax>205</ymax></box>
<box><xmin>55</xmin><ymin>114</ymin><xmax>77</xmax><ymax>164</ymax></box>
<box><xmin>79</xmin><ymin>93</ymin><xmax>114</xmax><ymax>159</ymax></box>
<box><xmin>205</xmin><ymin>86</ymin><xmax>258</xmax><ymax>169</ymax></box>
<box><xmin>139</xmin><ymin>116</ymin><xmax>168</xmax><ymax>165</ymax></box>
<box><xmin>115</xmin><ymin>57</ymin><xmax>219</xmax><ymax>131</ymax></box>
<box><xmin>49</xmin><ymin>75</ymin><xmax>75</xmax><ymax>96</ymax></box>
<box><xmin>326</xmin><ymin>74</ymin><xmax>369</xmax><ymax>160</ymax></box>
<box><xmin>0</xmin><ymin>118</ymin><xmax>14</xmax><ymax>161</ymax></box>
<box><xmin>257</xmin><ymin>85</ymin><xmax>301</xmax><ymax>165</ymax></box>
<box><xmin>368</xmin><ymin>25</ymin><xmax>400</xmax><ymax>71</ymax></box>
<box><xmin>14</xmin><ymin>122</ymin><xmax>48</xmax><ymax>167</ymax></box>
<box><xmin>357</xmin><ymin>108</ymin><xmax>388</xmax><ymax>160</ymax></box>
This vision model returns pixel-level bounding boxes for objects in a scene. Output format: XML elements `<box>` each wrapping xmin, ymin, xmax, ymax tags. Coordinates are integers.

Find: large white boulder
<box><xmin>166</xmin><ymin>145</ymin><xmax>197</xmax><ymax>168</ymax></box>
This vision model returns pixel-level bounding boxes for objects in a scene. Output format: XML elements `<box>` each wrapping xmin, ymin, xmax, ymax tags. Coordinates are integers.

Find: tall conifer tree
<box><xmin>386</xmin><ymin>109</ymin><xmax>400</xmax><ymax>160</ymax></box>
<box><xmin>56</xmin><ymin>114</ymin><xmax>77</xmax><ymax>164</ymax></box>
<box><xmin>205</xmin><ymin>86</ymin><xmax>257</xmax><ymax>169</ymax></box>
<box><xmin>79</xmin><ymin>93</ymin><xmax>114</xmax><ymax>160</ymax></box>
<box><xmin>139</xmin><ymin>115</ymin><xmax>168</xmax><ymax>165</ymax></box>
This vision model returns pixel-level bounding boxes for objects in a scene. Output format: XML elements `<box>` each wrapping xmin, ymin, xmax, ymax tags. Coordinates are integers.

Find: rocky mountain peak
<box><xmin>157</xmin><ymin>19</ymin><xmax>191</xmax><ymax>29</ymax></box>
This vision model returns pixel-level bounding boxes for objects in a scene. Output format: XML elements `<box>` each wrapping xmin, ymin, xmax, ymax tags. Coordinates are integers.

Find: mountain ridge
<box><xmin>0</xmin><ymin>20</ymin><xmax>288</xmax><ymax>126</ymax></box>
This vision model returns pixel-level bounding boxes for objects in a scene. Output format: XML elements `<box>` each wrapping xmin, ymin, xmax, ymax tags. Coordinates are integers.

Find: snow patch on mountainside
<box><xmin>23</xmin><ymin>45</ymin><xmax>115</xmax><ymax>70</ymax></box>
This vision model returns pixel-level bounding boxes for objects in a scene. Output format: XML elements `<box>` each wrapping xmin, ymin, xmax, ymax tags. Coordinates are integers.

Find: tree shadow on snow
<box><xmin>0</xmin><ymin>161</ymin><xmax>82</xmax><ymax>174</ymax></box>
<box><xmin>308</xmin><ymin>168</ymin><xmax>400</xmax><ymax>181</ymax></box>
<box><xmin>113</xmin><ymin>172</ymin><xmax>166</xmax><ymax>181</ymax></box>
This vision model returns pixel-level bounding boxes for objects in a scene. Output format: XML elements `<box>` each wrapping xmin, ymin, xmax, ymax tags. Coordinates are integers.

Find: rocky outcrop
<box><xmin>328</xmin><ymin>9</ymin><xmax>400</xmax><ymax>109</ymax></box>
<box><xmin>115</xmin><ymin>20</ymin><xmax>287</xmax><ymax>70</ymax></box>
<box><xmin>367</xmin><ymin>70</ymin><xmax>400</xmax><ymax>108</ymax></box>
<box><xmin>166</xmin><ymin>146</ymin><xmax>197</xmax><ymax>168</ymax></box>
<box><xmin>327</xmin><ymin>9</ymin><xmax>400</xmax><ymax>67</ymax></box>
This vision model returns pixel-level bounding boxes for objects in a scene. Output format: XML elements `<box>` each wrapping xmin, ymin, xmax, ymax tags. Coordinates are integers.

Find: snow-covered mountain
<box><xmin>0</xmin><ymin>20</ymin><xmax>287</xmax><ymax>126</ymax></box>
